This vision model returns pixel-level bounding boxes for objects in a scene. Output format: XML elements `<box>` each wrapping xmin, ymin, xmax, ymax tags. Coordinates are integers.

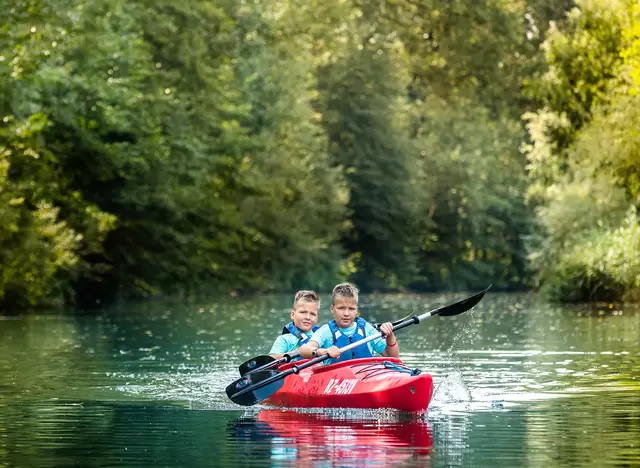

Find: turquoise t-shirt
<box><xmin>309</xmin><ymin>320</ymin><xmax>387</xmax><ymax>363</ymax></box>
<box><xmin>269</xmin><ymin>331</ymin><xmax>314</xmax><ymax>355</ymax></box>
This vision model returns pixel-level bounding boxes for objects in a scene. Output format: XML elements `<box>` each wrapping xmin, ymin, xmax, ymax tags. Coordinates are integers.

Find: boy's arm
<box><xmin>381</xmin><ymin>343</ymin><xmax>399</xmax><ymax>357</ymax></box>
<box><xmin>300</xmin><ymin>326</ymin><xmax>341</xmax><ymax>359</ymax></box>
<box><xmin>379</xmin><ymin>322</ymin><xmax>400</xmax><ymax>357</ymax></box>
<box><xmin>367</xmin><ymin>322</ymin><xmax>399</xmax><ymax>357</ymax></box>
<box><xmin>299</xmin><ymin>340</ymin><xmax>320</xmax><ymax>359</ymax></box>
<box><xmin>268</xmin><ymin>336</ymin><xmax>290</xmax><ymax>359</ymax></box>
<box><xmin>300</xmin><ymin>340</ymin><xmax>341</xmax><ymax>359</ymax></box>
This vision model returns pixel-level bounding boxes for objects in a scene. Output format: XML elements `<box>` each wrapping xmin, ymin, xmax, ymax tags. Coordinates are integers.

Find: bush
<box><xmin>541</xmin><ymin>209</ymin><xmax>640</xmax><ymax>301</ymax></box>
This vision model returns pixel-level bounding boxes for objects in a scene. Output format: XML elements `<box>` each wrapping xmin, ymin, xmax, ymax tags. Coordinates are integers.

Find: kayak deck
<box><xmin>265</xmin><ymin>357</ymin><xmax>433</xmax><ymax>412</ymax></box>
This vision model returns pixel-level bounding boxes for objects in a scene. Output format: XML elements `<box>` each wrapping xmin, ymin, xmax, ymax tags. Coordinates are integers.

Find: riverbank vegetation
<box><xmin>1</xmin><ymin>0</ymin><xmax>639</xmax><ymax>309</ymax></box>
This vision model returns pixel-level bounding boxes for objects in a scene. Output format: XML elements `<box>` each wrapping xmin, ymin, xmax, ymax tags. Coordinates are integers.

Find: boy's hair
<box><xmin>293</xmin><ymin>290</ymin><xmax>320</xmax><ymax>308</ymax></box>
<box><xmin>331</xmin><ymin>283</ymin><xmax>359</xmax><ymax>305</ymax></box>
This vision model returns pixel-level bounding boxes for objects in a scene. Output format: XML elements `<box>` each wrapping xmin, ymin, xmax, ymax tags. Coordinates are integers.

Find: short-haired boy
<box><xmin>268</xmin><ymin>290</ymin><xmax>321</xmax><ymax>359</ymax></box>
<box><xmin>299</xmin><ymin>283</ymin><xmax>398</xmax><ymax>362</ymax></box>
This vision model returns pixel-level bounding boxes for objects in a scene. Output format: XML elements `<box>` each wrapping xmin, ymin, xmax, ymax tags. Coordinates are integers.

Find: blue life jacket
<box><xmin>328</xmin><ymin>317</ymin><xmax>373</xmax><ymax>363</ymax></box>
<box><xmin>282</xmin><ymin>321</ymin><xmax>319</xmax><ymax>346</ymax></box>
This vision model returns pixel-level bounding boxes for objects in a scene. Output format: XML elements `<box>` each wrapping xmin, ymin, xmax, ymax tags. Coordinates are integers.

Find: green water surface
<box><xmin>1</xmin><ymin>292</ymin><xmax>639</xmax><ymax>467</ymax></box>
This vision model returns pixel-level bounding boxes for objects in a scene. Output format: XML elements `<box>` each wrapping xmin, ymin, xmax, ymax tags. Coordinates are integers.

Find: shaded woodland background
<box><xmin>1</xmin><ymin>0</ymin><xmax>639</xmax><ymax>309</ymax></box>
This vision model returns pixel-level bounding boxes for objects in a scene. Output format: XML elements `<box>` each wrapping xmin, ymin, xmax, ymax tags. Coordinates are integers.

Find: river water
<box><xmin>1</xmin><ymin>291</ymin><xmax>638</xmax><ymax>467</ymax></box>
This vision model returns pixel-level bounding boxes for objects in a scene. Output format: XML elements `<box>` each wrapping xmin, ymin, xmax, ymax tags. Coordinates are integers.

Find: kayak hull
<box><xmin>265</xmin><ymin>357</ymin><xmax>433</xmax><ymax>412</ymax></box>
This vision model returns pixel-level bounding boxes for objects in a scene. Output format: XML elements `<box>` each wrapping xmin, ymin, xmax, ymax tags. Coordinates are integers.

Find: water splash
<box><xmin>431</xmin><ymin>371</ymin><xmax>473</xmax><ymax>403</ymax></box>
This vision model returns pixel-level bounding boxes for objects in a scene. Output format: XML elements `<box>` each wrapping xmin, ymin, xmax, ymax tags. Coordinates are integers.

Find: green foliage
<box><xmin>621</xmin><ymin>3</ymin><xmax>640</xmax><ymax>90</ymax></box>
<box><xmin>368</xmin><ymin>0</ymin><xmax>539</xmax><ymax>290</ymax></box>
<box><xmin>398</xmin><ymin>0</ymin><xmax>536</xmax><ymax>118</ymax></box>
<box><xmin>70</xmin><ymin>0</ymin><xmax>255</xmax><ymax>300</ymax></box>
<box><xmin>537</xmin><ymin>176</ymin><xmax>629</xmax><ymax>246</ymax></box>
<box><xmin>230</xmin><ymin>1</ymin><xmax>348</xmax><ymax>291</ymax></box>
<box><xmin>523</xmin><ymin>0</ymin><xmax>634</xmax><ymax>203</ymax></box>
<box><xmin>526</xmin><ymin>0</ymin><xmax>640</xmax><ymax>302</ymax></box>
<box><xmin>0</xmin><ymin>3</ymin><xmax>116</xmax><ymax>307</ymax></box>
<box><xmin>522</xmin><ymin>108</ymin><xmax>573</xmax><ymax>203</ymax></box>
<box><xmin>526</xmin><ymin>0</ymin><xmax>577</xmax><ymax>36</ymax></box>
<box><xmin>1</xmin><ymin>0</ymin><xmax>352</xmax><ymax>306</ymax></box>
<box><xmin>6</xmin><ymin>0</ymin><xmax>624</xmax><ymax>308</ymax></box>
<box><xmin>0</xmin><ymin>170</ymin><xmax>76</xmax><ymax>307</ymax></box>
<box><xmin>540</xmin><ymin>209</ymin><xmax>640</xmax><ymax>301</ymax></box>
<box><xmin>525</xmin><ymin>0</ymin><xmax>631</xmax><ymax>128</ymax></box>
<box><xmin>569</xmin><ymin>92</ymin><xmax>640</xmax><ymax>204</ymax></box>
<box><xmin>536</xmin><ymin>87</ymin><xmax>640</xmax><ymax>302</ymax></box>
<box><xmin>412</xmin><ymin>97</ymin><xmax>532</xmax><ymax>290</ymax></box>
<box><xmin>0</xmin><ymin>117</ymin><xmax>83</xmax><ymax>307</ymax></box>
<box><xmin>530</xmin><ymin>174</ymin><xmax>630</xmax><ymax>293</ymax></box>
<box><xmin>317</xmin><ymin>40</ymin><xmax>423</xmax><ymax>290</ymax></box>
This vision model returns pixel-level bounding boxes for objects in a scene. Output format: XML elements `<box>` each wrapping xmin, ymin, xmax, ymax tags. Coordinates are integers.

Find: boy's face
<box><xmin>330</xmin><ymin>296</ymin><xmax>358</xmax><ymax>328</ymax></box>
<box><xmin>290</xmin><ymin>300</ymin><xmax>319</xmax><ymax>332</ymax></box>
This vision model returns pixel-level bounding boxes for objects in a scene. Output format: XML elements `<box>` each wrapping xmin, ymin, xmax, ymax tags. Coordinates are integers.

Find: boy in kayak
<box><xmin>268</xmin><ymin>290</ymin><xmax>321</xmax><ymax>359</ymax></box>
<box><xmin>299</xmin><ymin>283</ymin><xmax>398</xmax><ymax>362</ymax></box>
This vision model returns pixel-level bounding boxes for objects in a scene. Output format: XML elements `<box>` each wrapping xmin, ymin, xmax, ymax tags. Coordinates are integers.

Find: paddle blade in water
<box><xmin>226</xmin><ymin>370</ymin><xmax>284</xmax><ymax>406</ymax></box>
<box><xmin>239</xmin><ymin>355</ymin><xmax>275</xmax><ymax>376</ymax></box>
<box><xmin>436</xmin><ymin>285</ymin><xmax>491</xmax><ymax>317</ymax></box>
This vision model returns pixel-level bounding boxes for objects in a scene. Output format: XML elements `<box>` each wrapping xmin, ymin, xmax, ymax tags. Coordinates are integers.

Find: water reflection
<box><xmin>229</xmin><ymin>409</ymin><xmax>433</xmax><ymax>467</ymax></box>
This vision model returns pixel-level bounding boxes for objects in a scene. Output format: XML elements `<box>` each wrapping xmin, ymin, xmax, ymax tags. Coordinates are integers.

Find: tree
<box><xmin>317</xmin><ymin>39</ymin><xmax>424</xmax><ymax>290</ymax></box>
<box><xmin>230</xmin><ymin>0</ymin><xmax>348</xmax><ymax>290</ymax></box>
<box><xmin>524</xmin><ymin>0</ymin><xmax>640</xmax><ymax>300</ymax></box>
<box><xmin>0</xmin><ymin>0</ymin><xmax>116</xmax><ymax>307</ymax></box>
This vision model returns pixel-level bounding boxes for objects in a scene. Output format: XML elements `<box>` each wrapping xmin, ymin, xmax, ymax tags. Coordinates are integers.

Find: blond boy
<box><xmin>300</xmin><ymin>283</ymin><xmax>398</xmax><ymax>363</ymax></box>
<box><xmin>269</xmin><ymin>290</ymin><xmax>320</xmax><ymax>359</ymax></box>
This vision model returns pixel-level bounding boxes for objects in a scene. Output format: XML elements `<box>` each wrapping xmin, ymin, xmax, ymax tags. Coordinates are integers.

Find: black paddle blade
<box><xmin>226</xmin><ymin>370</ymin><xmax>285</xmax><ymax>406</ymax></box>
<box><xmin>436</xmin><ymin>285</ymin><xmax>491</xmax><ymax>317</ymax></box>
<box><xmin>239</xmin><ymin>355</ymin><xmax>275</xmax><ymax>376</ymax></box>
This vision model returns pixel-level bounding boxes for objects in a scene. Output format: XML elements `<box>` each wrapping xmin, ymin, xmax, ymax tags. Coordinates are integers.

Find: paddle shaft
<box><xmin>247</xmin><ymin>352</ymin><xmax>300</xmax><ymax>375</ymax></box>
<box><xmin>230</xmin><ymin>309</ymin><xmax>439</xmax><ymax>400</ymax></box>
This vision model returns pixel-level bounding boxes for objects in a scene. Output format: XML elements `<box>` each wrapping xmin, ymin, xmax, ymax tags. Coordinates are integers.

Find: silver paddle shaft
<box><xmin>316</xmin><ymin>308</ymin><xmax>437</xmax><ymax>359</ymax></box>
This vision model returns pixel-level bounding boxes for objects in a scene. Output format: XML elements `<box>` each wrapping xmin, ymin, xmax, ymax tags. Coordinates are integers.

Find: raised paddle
<box><xmin>226</xmin><ymin>285</ymin><xmax>491</xmax><ymax>406</ymax></box>
<box><xmin>237</xmin><ymin>312</ymin><xmax>416</xmax><ymax>376</ymax></box>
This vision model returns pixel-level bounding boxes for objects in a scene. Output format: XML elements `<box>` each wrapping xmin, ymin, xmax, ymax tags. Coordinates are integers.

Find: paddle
<box><xmin>238</xmin><ymin>352</ymin><xmax>299</xmax><ymax>377</ymax></box>
<box><xmin>226</xmin><ymin>285</ymin><xmax>491</xmax><ymax>406</ymax></box>
<box><xmin>237</xmin><ymin>313</ymin><xmax>416</xmax><ymax>376</ymax></box>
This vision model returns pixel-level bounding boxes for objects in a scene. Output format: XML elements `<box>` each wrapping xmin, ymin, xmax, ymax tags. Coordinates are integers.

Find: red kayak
<box><xmin>264</xmin><ymin>357</ymin><xmax>434</xmax><ymax>412</ymax></box>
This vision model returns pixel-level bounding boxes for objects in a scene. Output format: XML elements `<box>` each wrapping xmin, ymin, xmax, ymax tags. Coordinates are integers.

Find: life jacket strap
<box><xmin>282</xmin><ymin>321</ymin><xmax>318</xmax><ymax>345</ymax></box>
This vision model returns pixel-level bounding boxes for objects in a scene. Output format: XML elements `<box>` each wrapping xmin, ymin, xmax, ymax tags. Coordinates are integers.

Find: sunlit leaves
<box><xmin>525</xmin><ymin>0</ymin><xmax>640</xmax><ymax>301</ymax></box>
<box><xmin>620</xmin><ymin>2</ymin><xmax>640</xmax><ymax>91</ymax></box>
